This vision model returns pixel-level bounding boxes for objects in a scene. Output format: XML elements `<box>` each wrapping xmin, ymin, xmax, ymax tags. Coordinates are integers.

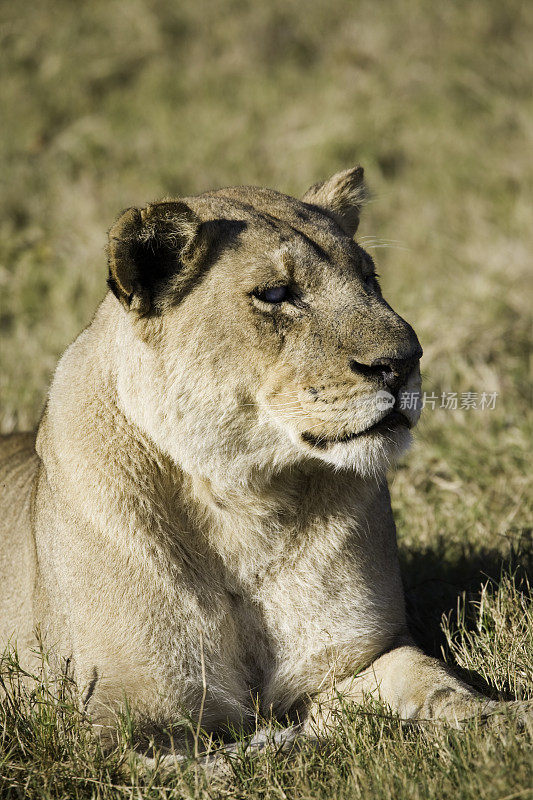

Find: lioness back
<box><xmin>0</xmin><ymin>433</ymin><xmax>39</xmax><ymax>658</ymax></box>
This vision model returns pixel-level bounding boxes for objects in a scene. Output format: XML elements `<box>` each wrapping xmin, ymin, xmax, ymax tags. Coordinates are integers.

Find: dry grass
<box><xmin>0</xmin><ymin>0</ymin><xmax>532</xmax><ymax>797</ymax></box>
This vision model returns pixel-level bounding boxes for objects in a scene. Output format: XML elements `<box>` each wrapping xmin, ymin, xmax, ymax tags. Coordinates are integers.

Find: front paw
<box><xmin>419</xmin><ymin>688</ymin><xmax>532</xmax><ymax>730</ymax></box>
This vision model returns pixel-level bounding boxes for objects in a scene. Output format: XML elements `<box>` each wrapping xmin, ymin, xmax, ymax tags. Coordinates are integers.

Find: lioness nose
<box><xmin>350</xmin><ymin>348</ymin><xmax>422</xmax><ymax>393</ymax></box>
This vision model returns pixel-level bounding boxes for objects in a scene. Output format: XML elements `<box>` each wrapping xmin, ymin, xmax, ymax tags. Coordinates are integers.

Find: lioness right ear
<box><xmin>107</xmin><ymin>201</ymin><xmax>203</xmax><ymax>315</ymax></box>
<box><xmin>301</xmin><ymin>166</ymin><xmax>368</xmax><ymax>237</ymax></box>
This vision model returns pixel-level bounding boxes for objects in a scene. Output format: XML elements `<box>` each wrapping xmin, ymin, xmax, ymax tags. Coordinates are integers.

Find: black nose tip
<box><xmin>374</xmin><ymin>357</ymin><xmax>416</xmax><ymax>392</ymax></box>
<box><xmin>350</xmin><ymin>348</ymin><xmax>422</xmax><ymax>393</ymax></box>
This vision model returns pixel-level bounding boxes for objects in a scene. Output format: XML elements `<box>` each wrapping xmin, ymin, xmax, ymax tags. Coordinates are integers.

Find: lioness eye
<box><xmin>256</xmin><ymin>286</ymin><xmax>290</xmax><ymax>304</ymax></box>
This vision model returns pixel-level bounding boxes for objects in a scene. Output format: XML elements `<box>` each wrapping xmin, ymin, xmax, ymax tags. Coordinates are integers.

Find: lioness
<box><xmin>0</xmin><ymin>168</ymin><xmax>523</xmax><ymax>764</ymax></box>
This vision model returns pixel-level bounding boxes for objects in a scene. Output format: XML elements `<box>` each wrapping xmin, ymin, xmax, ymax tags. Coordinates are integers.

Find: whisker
<box><xmin>297</xmin><ymin>419</ymin><xmax>334</xmax><ymax>433</ymax></box>
<box><xmin>365</xmin><ymin>243</ymin><xmax>410</xmax><ymax>252</ymax></box>
<box><xmin>271</xmin><ymin>406</ymin><xmax>308</xmax><ymax>414</ymax></box>
<box><xmin>276</xmin><ymin>413</ymin><xmax>311</xmax><ymax>423</ymax></box>
<box><xmin>359</xmin><ymin>236</ymin><xmax>405</xmax><ymax>244</ymax></box>
<box><xmin>242</xmin><ymin>397</ymin><xmax>302</xmax><ymax>408</ymax></box>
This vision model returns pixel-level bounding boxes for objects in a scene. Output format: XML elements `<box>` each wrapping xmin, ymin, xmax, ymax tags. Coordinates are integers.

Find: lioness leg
<box><xmin>304</xmin><ymin>642</ymin><xmax>515</xmax><ymax>735</ymax></box>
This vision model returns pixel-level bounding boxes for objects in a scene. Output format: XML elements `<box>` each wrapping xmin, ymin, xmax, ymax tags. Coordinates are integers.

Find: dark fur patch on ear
<box><xmin>107</xmin><ymin>202</ymin><xmax>202</xmax><ymax>315</ymax></box>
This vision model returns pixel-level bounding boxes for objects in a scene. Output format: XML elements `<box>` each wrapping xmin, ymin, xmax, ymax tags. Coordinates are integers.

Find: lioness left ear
<box><xmin>107</xmin><ymin>200</ymin><xmax>205</xmax><ymax>315</ymax></box>
<box><xmin>301</xmin><ymin>166</ymin><xmax>367</xmax><ymax>236</ymax></box>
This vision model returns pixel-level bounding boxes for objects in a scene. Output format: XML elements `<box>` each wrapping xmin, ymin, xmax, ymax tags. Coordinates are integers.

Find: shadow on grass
<box><xmin>401</xmin><ymin>526</ymin><xmax>532</xmax><ymax>698</ymax></box>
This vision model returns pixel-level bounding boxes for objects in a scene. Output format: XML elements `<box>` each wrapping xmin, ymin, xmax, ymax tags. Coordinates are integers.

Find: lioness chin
<box><xmin>0</xmin><ymin>167</ymin><xmax>527</xmax><ymax>772</ymax></box>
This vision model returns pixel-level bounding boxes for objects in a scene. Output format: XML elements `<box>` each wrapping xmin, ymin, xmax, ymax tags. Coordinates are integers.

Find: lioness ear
<box><xmin>301</xmin><ymin>166</ymin><xmax>367</xmax><ymax>236</ymax></box>
<box><xmin>107</xmin><ymin>200</ymin><xmax>203</xmax><ymax>314</ymax></box>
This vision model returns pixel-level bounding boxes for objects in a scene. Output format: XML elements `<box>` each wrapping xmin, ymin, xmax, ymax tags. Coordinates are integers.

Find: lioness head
<box><xmin>107</xmin><ymin>167</ymin><xmax>422</xmax><ymax>482</ymax></box>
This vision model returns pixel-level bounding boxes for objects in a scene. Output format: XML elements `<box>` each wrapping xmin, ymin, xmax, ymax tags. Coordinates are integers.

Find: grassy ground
<box><xmin>1</xmin><ymin>0</ymin><xmax>532</xmax><ymax>797</ymax></box>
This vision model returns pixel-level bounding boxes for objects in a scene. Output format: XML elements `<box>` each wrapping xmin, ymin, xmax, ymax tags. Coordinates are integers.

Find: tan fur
<box><xmin>0</xmin><ymin>168</ymin><xmax>526</xmax><ymax>759</ymax></box>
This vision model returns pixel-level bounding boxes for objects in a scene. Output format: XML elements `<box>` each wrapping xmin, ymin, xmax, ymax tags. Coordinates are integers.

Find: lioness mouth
<box><xmin>301</xmin><ymin>409</ymin><xmax>410</xmax><ymax>450</ymax></box>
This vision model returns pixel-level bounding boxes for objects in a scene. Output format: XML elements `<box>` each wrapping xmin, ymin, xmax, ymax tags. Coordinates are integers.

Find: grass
<box><xmin>1</xmin><ymin>570</ymin><xmax>531</xmax><ymax>799</ymax></box>
<box><xmin>0</xmin><ymin>0</ymin><xmax>532</xmax><ymax>796</ymax></box>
